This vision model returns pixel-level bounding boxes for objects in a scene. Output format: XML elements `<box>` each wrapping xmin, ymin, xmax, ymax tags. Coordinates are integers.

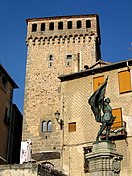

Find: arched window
<box><xmin>47</xmin><ymin>121</ymin><xmax>52</xmax><ymax>132</ymax></box>
<box><xmin>42</xmin><ymin>121</ymin><xmax>47</xmax><ymax>132</ymax></box>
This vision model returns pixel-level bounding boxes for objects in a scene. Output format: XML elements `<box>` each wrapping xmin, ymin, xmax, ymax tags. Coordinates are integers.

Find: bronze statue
<box><xmin>88</xmin><ymin>77</ymin><xmax>115</xmax><ymax>142</ymax></box>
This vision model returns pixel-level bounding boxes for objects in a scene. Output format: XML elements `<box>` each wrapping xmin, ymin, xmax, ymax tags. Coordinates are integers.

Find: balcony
<box><xmin>101</xmin><ymin>121</ymin><xmax>127</xmax><ymax>141</ymax></box>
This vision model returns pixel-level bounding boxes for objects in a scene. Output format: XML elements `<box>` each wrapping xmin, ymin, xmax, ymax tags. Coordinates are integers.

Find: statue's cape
<box><xmin>88</xmin><ymin>78</ymin><xmax>108</xmax><ymax>122</ymax></box>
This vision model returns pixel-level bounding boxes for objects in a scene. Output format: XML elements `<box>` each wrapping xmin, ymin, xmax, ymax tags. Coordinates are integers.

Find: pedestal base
<box><xmin>85</xmin><ymin>141</ymin><xmax>123</xmax><ymax>176</ymax></box>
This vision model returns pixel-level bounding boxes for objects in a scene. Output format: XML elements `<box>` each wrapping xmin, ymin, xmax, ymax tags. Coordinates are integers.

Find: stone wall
<box><xmin>0</xmin><ymin>163</ymin><xmax>38</xmax><ymax>176</ymax></box>
<box><xmin>22</xmin><ymin>14</ymin><xmax>100</xmax><ymax>158</ymax></box>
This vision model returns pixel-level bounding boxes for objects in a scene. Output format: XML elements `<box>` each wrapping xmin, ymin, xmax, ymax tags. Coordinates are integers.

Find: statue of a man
<box><xmin>88</xmin><ymin>78</ymin><xmax>115</xmax><ymax>142</ymax></box>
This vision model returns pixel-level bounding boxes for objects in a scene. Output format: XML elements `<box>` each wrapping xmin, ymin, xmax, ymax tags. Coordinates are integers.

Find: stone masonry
<box><xmin>22</xmin><ymin>14</ymin><xmax>101</xmax><ymax>160</ymax></box>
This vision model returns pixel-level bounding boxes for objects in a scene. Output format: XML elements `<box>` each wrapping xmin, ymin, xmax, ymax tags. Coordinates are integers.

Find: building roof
<box><xmin>59</xmin><ymin>59</ymin><xmax>132</xmax><ymax>82</ymax></box>
<box><xmin>0</xmin><ymin>64</ymin><xmax>18</xmax><ymax>88</ymax></box>
<box><xmin>26</xmin><ymin>14</ymin><xmax>99</xmax><ymax>23</ymax></box>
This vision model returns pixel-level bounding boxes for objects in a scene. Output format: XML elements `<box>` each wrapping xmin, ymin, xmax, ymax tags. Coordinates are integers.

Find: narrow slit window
<box><xmin>49</xmin><ymin>22</ymin><xmax>54</xmax><ymax>30</ymax></box>
<box><xmin>49</xmin><ymin>55</ymin><xmax>54</xmax><ymax>67</ymax></box>
<box><xmin>67</xmin><ymin>21</ymin><xmax>72</xmax><ymax>29</ymax></box>
<box><xmin>58</xmin><ymin>22</ymin><xmax>63</xmax><ymax>30</ymax></box>
<box><xmin>77</xmin><ymin>20</ymin><xmax>82</xmax><ymax>29</ymax></box>
<box><xmin>32</xmin><ymin>23</ymin><xmax>37</xmax><ymax>32</ymax></box>
<box><xmin>41</xmin><ymin>23</ymin><xmax>45</xmax><ymax>31</ymax></box>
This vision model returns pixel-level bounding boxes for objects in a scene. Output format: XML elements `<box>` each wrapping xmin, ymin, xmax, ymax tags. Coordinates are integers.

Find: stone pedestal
<box><xmin>85</xmin><ymin>141</ymin><xmax>123</xmax><ymax>176</ymax></box>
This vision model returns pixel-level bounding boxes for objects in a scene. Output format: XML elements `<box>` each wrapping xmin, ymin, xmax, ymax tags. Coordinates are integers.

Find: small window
<box><xmin>112</xmin><ymin>108</ymin><xmax>123</xmax><ymax>130</ymax></box>
<box><xmin>86</xmin><ymin>20</ymin><xmax>91</xmax><ymax>28</ymax></box>
<box><xmin>67</xmin><ymin>21</ymin><xmax>72</xmax><ymax>29</ymax></box>
<box><xmin>32</xmin><ymin>23</ymin><xmax>37</xmax><ymax>32</ymax></box>
<box><xmin>77</xmin><ymin>20</ymin><xmax>82</xmax><ymax>29</ymax></box>
<box><xmin>47</xmin><ymin>121</ymin><xmax>52</xmax><ymax>132</ymax></box>
<box><xmin>2</xmin><ymin>75</ymin><xmax>7</xmax><ymax>87</ymax></box>
<box><xmin>49</xmin><ymin>22</ymin><xmax>54</xmax><ymax>30</ymax></box>
<box><xmin>66</xmin><ymin>55</ymin><xmax>72</xmax><ymax>66</ymax></box>
<box><xmin>42</xmin><ymin>121</ymin><xmax>47</xmax><ymax>132</ymax></box>
<box><xmin>67</xmin><ymin>55</ymin><xmax>72</xmax><ymax>60</ymax></box>
<box><xmin>49</xmin><ymin>55</ymin><xmax>54</xmax><ymax>67</ymax></box>
<box><xmin>118</xmin><ymin>70</ymin><xmax>131</xmax><ymax>94</ymax></box>
<box><xmin>93</xmin><ymin>76</ymin><xmax>104</xmax><ymax>91</ymax></box>
<box><xmin>4</xmin><ymin>108</ymin><xmax>9</xmax><ymax>125</ymax></box>
<box><xmin>58</xmin><ymin>22</ymin><xmax>63</xmax><ymax>30</ymax></box>
<box><xmin>68</xmin><ymin>122</ymin><xmax>76</xmax><ymax>132</ymax></box>
<box><xmin>41</xmin><ymin>23</ymin><xmax>45</xmax><ymax>31</ymax></box>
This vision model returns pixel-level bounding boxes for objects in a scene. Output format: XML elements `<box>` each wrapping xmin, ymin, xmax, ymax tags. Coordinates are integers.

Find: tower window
<box><xmin>32</xmin><ymin>23</ymin><xmax>37</xmax><ymax>32</ymax></box>
<box><xmin>77</xmin><ymin>20</ymin><xmax>82</xmax><ymax>29</ymax></box>
<box><xmin>49</xmin><ymin>22</ymin><xmax>54</xmax><ymax>30</ymax></box>
<box><xmin>58</xmin><ymin>22</ymin><xmax>63</xmax><ymax>30</ymax></box>
<box><xmin>66</xmin><ymin>55</ymin><xmax>72</xmax><ymax>66</ymax></box>
<box><xmin>48</xmin><ymin>55</ymin><xmax>54</xmax><ymax>67</ymax></box>
<box><xmin>67</xmin><ymin>21</ymin><xmax>72</xmax><ymax>29</ymax></box>
<box><xmin>41</xmin><ymin>23</ymin><xmax>45</xmax><ymax>31</ymax></box>
<box><xmin>42</xmin><ymin>121</ymin><xmax>47</xmax><ymax>132</ymax></box>
<box><xmin>47</xmin><ymin>121</ymin><xmax>52</xmax><ymax>132</ymax></box>
<box><xmin>67</xmin><ymin>55</ymin><xmax>72</xmax><ymax>60</ymax></box>
<box><xmin>86</xmin><ymin>20</ymin><xmax>91</xmax><ymax>28</ymax></box>
<box><xmin>42</xmin><ymin>120</ymin><xmax>52</xmax><ymax>132</ymax></box>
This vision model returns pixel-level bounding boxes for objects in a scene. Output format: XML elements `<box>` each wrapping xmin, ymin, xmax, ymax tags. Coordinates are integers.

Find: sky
<box><xmin>0</xmin><ymin>0</ymin><xmax>132</xmax><ymax>113</ymax></box>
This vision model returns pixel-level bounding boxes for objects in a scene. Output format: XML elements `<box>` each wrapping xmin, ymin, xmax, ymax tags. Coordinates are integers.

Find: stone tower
<box><xmin>23</xmin><ymin>14</ymin><xmax>101</xmax><ymax>155</ymax></box>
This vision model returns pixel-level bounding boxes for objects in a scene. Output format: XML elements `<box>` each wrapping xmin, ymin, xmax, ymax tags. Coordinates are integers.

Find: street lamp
<box><xmin>55</xmin><ymin>110</ymin><xmax>64</xmax><ymax>130</ymax></box>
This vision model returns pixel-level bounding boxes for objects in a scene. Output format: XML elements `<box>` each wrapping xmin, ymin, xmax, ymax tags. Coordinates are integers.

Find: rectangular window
<box><xmin>86</xmin><ymin>20</ymin><xmax>91</xmax><ymax>28</ymax></box>
<box><xmin>67</xmin><ymin>21</ymin><xmax>72</xmax><ymax>29</ymax></box>
<box><xmin>66</xmin><ymin>55</ymin><xmax>72</xmax><ymax>66</ymax></box>
<box><xmin>68</xmin><ymin>122</ymin><xmax>76</xmax><ymax>132</ymax></box>
<box><xmin>118</xmin><ymin>70</ymin><xmax>131</xmax><ymax>94</ymax></box>
<box><xmin>111</xmin><ymin>108</ymin><xmax>123</xmax><ymax>130</ymax></box>
<box><xmin>77</xmin><ymin>20</ymin><xmax>82</xmax><ymax>29</ymax></box>
<box><xmin>32</xmin><ymin>23</ymin><xmax>37</xmax><ymax>32</ymax></box>
<box><xmin>93</xmin><ymin>76</ymin><xmax>104</xmax><ymax>91</ymax></box>
<box><xmin>49</xmin><ymin>22</ymin><xmax>54</xmax><ymax>30</ymax></box>
<box><xmin>58</xmin><ymin>21</ymin><xmax>63</xmax><ymax>30</ymax></box>
<box><xmin>41</xmin><ymin>23</ymin><xmax>45</xmax><ymax>31</ymax></box>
